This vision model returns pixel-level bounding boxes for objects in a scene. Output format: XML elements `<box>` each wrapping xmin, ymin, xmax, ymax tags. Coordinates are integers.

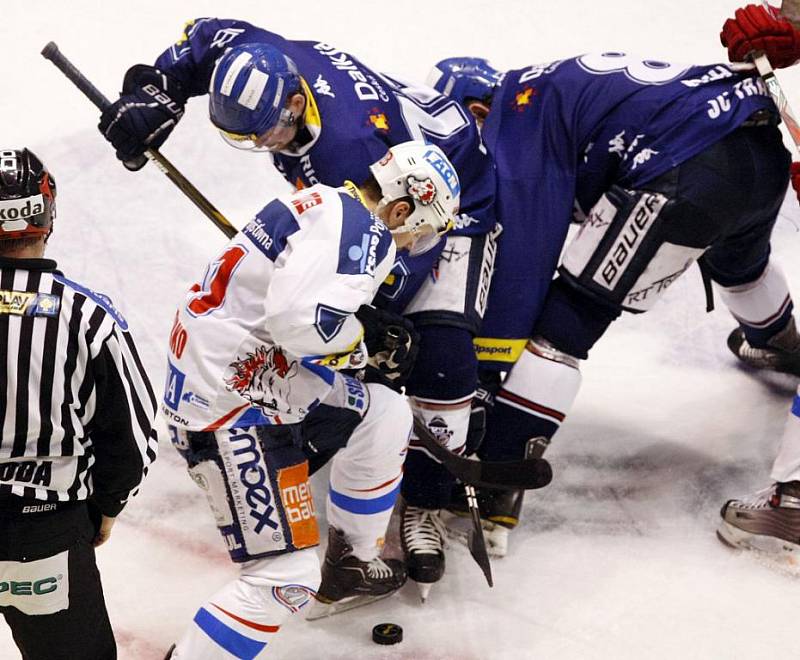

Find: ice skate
<box><xmin>400</xmin><ymin>503</ymin><xmax>447</xmax><ymax>602</ymax></box>
<box><xmin>727</xmin><ymin>318</ymin><xmax>800</xmax><ymax>377</ymax></box>
<box><xmin>717</xmin><ymin>481</ymin><xmax>800</xmax><ymax>566</ymax></box>
<box><xmin>307</xmin><ymin>527</ymin><xmax>407</xmax><ymax>620</ymax></box>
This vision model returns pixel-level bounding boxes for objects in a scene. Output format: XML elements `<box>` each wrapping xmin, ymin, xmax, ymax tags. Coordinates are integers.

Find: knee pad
<box><xmin>716</xmin><ymin>259</ymin><xmax>794</xmax><ymax>347</ymax></box>
<box><xmin>480</xmin><ymin>338</ymin><xmax>582</xmax><ymax>462</ymax></box>
<box><xmin>404</xmin><ymin>325</ymin><xmax>478</xmax><ymax>400</ymax></box>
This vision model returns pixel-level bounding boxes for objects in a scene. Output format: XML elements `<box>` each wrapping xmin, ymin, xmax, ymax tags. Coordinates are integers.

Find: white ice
<box><xmin>3</xmin><ymin>1</ymin><xmax>800</xmax><ymax>658</ymax></box>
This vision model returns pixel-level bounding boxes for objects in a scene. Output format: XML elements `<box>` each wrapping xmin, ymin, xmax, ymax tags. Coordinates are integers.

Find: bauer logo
<box><xmin>0</xmin><ymin>194</ymin><xmax>45</xmax><ymax>222</ymax></box>
<box><xmin>423</xmin><ymin>150</ymin><xmax>460</xmax><ymax>197</ymax></box>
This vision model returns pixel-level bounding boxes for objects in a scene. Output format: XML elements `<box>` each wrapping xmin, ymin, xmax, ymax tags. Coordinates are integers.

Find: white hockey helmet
<box><xmin>368</xmin><ymin>141</ymin><xmax>460</xmax><ymax>255</ymax></box>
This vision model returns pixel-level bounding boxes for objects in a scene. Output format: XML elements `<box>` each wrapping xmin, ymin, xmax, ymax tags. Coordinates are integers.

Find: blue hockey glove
<box><xmin>98</xmin><ymin>64</ymin><xmax>186</xmax><ymax>170</ymax></box>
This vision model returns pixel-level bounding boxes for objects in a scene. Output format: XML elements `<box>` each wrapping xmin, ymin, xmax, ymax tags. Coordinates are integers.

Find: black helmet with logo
<box><xmin>0</xmin><ymin>148</ymin><xmax>56</xmax><ymax>240</ymax></box>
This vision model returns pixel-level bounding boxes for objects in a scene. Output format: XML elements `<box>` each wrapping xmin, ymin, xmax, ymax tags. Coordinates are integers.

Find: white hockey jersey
<box><xmin>162</xmin><ymin>183</ymin><xmax>395</xmax><ymax>431</ymax></box>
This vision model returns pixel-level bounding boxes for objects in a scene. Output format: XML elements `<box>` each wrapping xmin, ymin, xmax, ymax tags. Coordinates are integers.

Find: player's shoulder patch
<box><xmin>336</xmin><ymin>193</ymin><xmax>392</xmax><ymax>277</ymax></box>
<box><xmin>53</xmin><ymin>275</ymin><xmax>128</xmax><ymax>330</ymax></box>
<box><xmin>243</xmin><ymin>197</ymin><xmax>302</xmax><ymax>261</ymax></box>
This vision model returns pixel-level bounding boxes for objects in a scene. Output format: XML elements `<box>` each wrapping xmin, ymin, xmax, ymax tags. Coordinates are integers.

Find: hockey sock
<box><xmin>717</xmin><ymin>260</ymin><xmax>794</xmax><ymax>348</ymax></box>
<box><xmin>402</xmin><ymin>325</ymin><xmax>477</xmax><ymax>509</ymax></box>
<box><xmin>771</xmin><ymin>385</ymin><xmax>800</xmax><ymax>483</ymax></box>
<box><xmin>479</xmin><ymin>338</ymin><xmax>582</xmax><ymax>462</ymax></box>
<box><xmin>174</xmin><ymin>550</ymin><xmax>319</xmax><ymax>659</ymax></box>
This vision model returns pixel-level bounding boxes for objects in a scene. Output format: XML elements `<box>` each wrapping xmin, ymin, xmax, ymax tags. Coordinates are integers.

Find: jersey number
<box><xmin>578</xmin><ymin>52</ymin><xmax>690</xmax><ymax>85</ymax></box>
<box><xmin>382</xmin><ymin>74</ymin><xmax>472</xmax><ymax>142</ymax></box>
<box><xmin>187</xmin><ymin>245</ymin><xmax>247</xmax><ymax>316</ymax></box>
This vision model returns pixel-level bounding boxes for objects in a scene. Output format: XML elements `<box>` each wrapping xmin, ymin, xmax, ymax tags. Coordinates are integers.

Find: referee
<box><xmin>0</xmin><ymin>148</ymin><xmax>159</xmax><ymax>659</ymax></box>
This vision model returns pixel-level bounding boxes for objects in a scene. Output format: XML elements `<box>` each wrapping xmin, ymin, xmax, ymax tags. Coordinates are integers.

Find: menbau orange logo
<box><xmin>278</xmin><ymin>463</ymin><xmax>319</xmax><ymax>548</ymax></box>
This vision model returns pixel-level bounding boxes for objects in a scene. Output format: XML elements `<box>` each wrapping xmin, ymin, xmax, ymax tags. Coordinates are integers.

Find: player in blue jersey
<box><xmin>714</xmin><ymin>2</ymin><xmax>800</xmax><ymax>564</ymax></box>
<box><xmin>97</xmin><ymin>19</ymin><xmax>499</xmax><ymax>597</ymax></box>
<box><xmin>428</xmin><ymin>51</ymin><xmax>800</xmax><ymax>556</ymax></box>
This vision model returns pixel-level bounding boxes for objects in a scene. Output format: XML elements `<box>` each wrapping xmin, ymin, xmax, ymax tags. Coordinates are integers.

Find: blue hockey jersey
<box><xmin>476</xmin><ymin>53</ymin><xmax>777</xmax><ymax>367</ymax></box>
<box><xmin>155</xmin><ymin>18</ymin><xmax>496</xmax><ymax>311</ymax></box>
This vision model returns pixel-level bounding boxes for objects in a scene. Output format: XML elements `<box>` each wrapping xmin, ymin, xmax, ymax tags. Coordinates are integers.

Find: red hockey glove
<box><xmin>790</xmin><ymin>162</ymin><xmax>800</xmax><ymax>203</ymax></box>
<box><xmin>720</xmin><ymin>4</ymin><xmax>800</xmax><ymax>69</ymax></box>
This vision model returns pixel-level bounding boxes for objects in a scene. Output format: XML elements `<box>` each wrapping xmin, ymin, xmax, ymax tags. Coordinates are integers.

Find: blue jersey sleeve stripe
<box><xmin>193</xmin><ymin>607</ymin><xmax>267</xmax><ymax>660</ymax></box>
<box><xmin>328</xmin><ymin>481</ymin><xmax>401</xmax><ymax>515</ymax></box>
<box><xmin>792</xmin><ymin>394</ymin><xmax>800</xmax><ymax>419</ymax></box>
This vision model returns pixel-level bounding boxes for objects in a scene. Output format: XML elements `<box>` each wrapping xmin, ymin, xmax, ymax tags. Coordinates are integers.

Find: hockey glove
<box><xmin>721</xmin><ymin>4</ymin><xmax>800</xmax><ymax>69</ymax></box>
<box><xmin>98</xmin><ymin>64</ymin><xmax>187</xmax><ymax>170</ymax></box>
<box><xmin>791</xmin><ymin>162</ymin><xmax>800</xmax><ymax>203</ymax></box>
<box><xmin>355</xmin><ymin>304</ymin><xmax>419</xmax><ymax>391</ymax></box>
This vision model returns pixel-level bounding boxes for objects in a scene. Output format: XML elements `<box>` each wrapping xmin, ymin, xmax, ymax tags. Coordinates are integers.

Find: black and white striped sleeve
<box><xmin>87</xmin><ymin>321</ymin><xmax>159</xmax><ymax>517</ymax></box>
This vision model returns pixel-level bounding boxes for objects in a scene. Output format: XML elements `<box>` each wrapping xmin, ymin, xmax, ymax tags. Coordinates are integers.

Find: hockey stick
<box><xmin>411</xmin><ymin>417</ymin><xmax>552</xmax><ymax>491</ymax></box>
<box><xmin>41</xmin><ymin>41</ymin><xmax>237</xmax><ymax>240</ymax></box>
<box><xmin>751</xmin><ymin>52</ymin><xmax>800</xmax><ymax>149</ymax></box>
<box><xmin>464</xmin><ymin>483</ymin><xmax>493</xmax><ymax>587</ymax></box>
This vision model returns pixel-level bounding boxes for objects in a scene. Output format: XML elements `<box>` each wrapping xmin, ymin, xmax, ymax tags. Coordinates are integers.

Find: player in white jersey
<box><xmin>716</xmin><ymin>2</ymin><xmax>800</xmax><ymax>564</ymax></box>
<box><xmin>163</xmin><ymin>141</ymin><xmax>460</xmax><ymax>659</ymax></box>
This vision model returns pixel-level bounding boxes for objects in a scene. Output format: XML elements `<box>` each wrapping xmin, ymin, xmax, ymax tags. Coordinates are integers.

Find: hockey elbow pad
<box><xmin>98</xmin><ymin>64</ymin><xmax>187</xmax><ymax>168</ymax></box>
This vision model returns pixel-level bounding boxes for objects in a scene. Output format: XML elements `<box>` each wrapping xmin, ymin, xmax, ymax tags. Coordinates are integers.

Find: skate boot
<box><xmin>717</xmin><ymin>481</ymin><xmax>800</xmax><ymax>563</ymax></box>
<box><xmin>400</xmin><ymin>503</ymin><xmax>447</xmax><ymax>602</ymax></box>
<box><xmin>308</xmin><ymin>527</ymin><xmax>406</xmax><ymax>620</ymax></box>
<box><xmin>727</xmin><ymin>317</ymin><xmax>800</xmax><ymax>377</ymax></box>
<box><xmin>444</xmin><ymin>486</ymin><xmax>525</xmax><ymax>558</ymax></box>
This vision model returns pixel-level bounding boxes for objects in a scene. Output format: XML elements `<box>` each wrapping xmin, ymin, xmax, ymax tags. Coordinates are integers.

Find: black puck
<box><xmin>372</xmin><ymin>622</ymin><xmax>403</xmax><ymax>645</ymax></box>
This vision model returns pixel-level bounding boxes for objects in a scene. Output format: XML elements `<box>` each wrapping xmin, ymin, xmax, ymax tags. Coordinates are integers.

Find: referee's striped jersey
<box><xmin>0</xmin><ymin>257</ymin><xmax>158</xmax><ymax>516</ymax></box>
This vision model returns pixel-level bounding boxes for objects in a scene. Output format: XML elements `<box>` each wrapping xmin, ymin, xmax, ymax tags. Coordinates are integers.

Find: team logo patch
<box><xmin>427</xmin><ymin>416</ymin><xmax>453</xmax><ymax>447</ymax></box>
<box><xmin>225</xmin><ymin>346</ymin><xmax>300</xmax><ymax>413</ymax></box>
<box><xmin>272</xmin><ymin>584</ymin><xmax>316</xmax><ymax>613</ymax></box>
<box><xmin>368</xmin><ymin>110</ymin><xmax>390</xmax><ymax>131</ymax></box>
<box><xmin>0</xmin><ymin>291</ymin><xmax>60</xmax><ymax>318</ymax></box>
<box><xmin>315</xmin><ymin>304</ymin><xmax>350</xmax><ymax>343</ymax></box>
<box><xmin>513</xmin><ymin>86</ymin><xmax>536</xmax><ymax>111</ymax></box>
<box><xmin>406</xmin><ymin>175</ymin><xmax>437</xmax><ymax>206</ymax></box>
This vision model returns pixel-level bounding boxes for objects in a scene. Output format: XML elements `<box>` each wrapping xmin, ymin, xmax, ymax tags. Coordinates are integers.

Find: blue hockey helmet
<box><xmin>209</xmin><ymin>43</ymin><xmax>302</xmax><ymax>150</ymax></box>
<box><xmin>426</xmin><ymin>57</ymin><xmax>502</xmax><ymax>106</ymax></box>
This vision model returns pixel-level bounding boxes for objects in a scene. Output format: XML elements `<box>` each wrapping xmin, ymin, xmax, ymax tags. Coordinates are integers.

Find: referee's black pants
<box><xmin>0</xmin><ymin>501</ymin><xmax>116</xmax><ymax>660</ymax></box>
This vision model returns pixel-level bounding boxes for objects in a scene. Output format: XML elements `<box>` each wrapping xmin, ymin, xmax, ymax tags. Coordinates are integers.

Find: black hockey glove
<box><xmin>98</xmin><ymin>64</ymin><xmax>187</xmax><ymax>170</ymax></box>
<box><xmin>467</xmin><ymin>369</ymin><xmax>502</xmax><ymax>455</ymax></box>
<box><xmin>355</xmin><ymin>304</ymin><xmax>419</xmax><ymax>392</ymax></box>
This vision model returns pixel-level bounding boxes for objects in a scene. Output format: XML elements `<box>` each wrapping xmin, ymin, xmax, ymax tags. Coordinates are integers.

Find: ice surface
<box><xmin>3</xmin><ymin>1</ymin><xmax>800</xmax><ymax>658</ymax></box>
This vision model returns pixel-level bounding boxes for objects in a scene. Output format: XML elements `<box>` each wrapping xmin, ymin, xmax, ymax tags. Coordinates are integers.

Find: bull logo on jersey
<box><xmin>406</xmin><ymin>175</ymin><xmax>436</xmax><ymax>206</ymax></box>
<box><xmin>225</xmin><ymin>346</ymin><xmax>300</xmax><ymax>413</ymax></box>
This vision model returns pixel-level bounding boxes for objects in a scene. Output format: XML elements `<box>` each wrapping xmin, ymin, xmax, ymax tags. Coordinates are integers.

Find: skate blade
<box><xmin>441</xmin><ymin>510</ymin><xmax>509</xmax><ymax>558</ymax></box>
<box><xmin>717</xmin><ymin>521</ymin><xmax>800</xmax><ymax>575</ymax></box>
<box><xmin>306</xmin><ymin>591</ymin><xmax>395</xmax><ymax>621</ymax></box>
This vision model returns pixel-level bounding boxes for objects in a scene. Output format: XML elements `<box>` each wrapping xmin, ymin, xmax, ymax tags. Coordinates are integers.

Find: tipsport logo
<box><xmin>423</xmin><ymin>150</ymin><xmax>460</xmax><ymax>197</ymax></box>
